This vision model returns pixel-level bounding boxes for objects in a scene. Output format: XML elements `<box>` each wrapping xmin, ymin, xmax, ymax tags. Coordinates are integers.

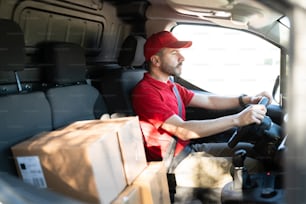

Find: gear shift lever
<box><xmin>232</xmin><ymin>149</ymin><xmax>249</xmax><ymax>190</ymax></box>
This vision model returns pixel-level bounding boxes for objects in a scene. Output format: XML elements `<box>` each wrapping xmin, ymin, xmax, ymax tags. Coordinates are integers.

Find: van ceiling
<box><xmin>145</xmin><ymin>0</ymin><xmax>289</xmax><ymax>49</ymax></box>
<box><xmin>165</xmin><ymin>0</ymin><xmax>282</xmax><ymax>28</ymax></box>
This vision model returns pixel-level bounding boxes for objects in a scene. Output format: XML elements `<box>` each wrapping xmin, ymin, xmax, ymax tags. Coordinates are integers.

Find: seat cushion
<box><xmin>0</xmin><ymin>92</ymin><xmax>52</xmax><ymax>175</ymax></box>
<box><xmin>46</xmin><ymin>84</ymin><xmax>107</xmax><ymax>129</ymax></box>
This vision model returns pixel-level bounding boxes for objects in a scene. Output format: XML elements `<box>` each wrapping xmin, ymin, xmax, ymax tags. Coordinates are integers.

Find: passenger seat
<box><xmin>39</xmin><ymin>42</ymin><xmax>108</xmax><ymax>129</ymax></box>
<box><xmin>0</xmin><ymin>19</ymin><xmax>52</xmax><ymax>175</ymax></box>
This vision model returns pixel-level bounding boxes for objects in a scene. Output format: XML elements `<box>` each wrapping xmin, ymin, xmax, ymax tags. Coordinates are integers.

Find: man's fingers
<box><xmin>247</xmin><ymin>105</ymin><xmax>266</xmax><ymax>124</ymax></box>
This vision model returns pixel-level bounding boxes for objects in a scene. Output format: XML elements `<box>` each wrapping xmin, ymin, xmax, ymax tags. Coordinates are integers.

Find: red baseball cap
<box><xmin>144</xmin><ymin>31</ymin><xmax>192</xmax><ymax>61</ymax></box>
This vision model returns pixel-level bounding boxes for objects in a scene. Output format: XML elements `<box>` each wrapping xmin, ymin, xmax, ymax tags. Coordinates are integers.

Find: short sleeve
<box><xmin>132</xmin><ymin>84</ymin><xmax>176</xmax><ymax>129</ymax></box>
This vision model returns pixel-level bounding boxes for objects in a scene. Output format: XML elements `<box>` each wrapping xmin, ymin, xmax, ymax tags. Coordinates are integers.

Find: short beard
<box><xmin>162</xmin><ymin>62</ymin><xmax>183</xmax><ymax>76</ymax></box>
<box><xmin>173</xmin><ymin>63</ymin><xmax>183</xmax><ymax>76</ymax></box>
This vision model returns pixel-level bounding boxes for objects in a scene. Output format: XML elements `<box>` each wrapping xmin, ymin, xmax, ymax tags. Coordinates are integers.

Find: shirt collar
<box><xmin>144</xmin><ymin>72</ymin><xmax>173</xmax><ymax>90</ymax></box>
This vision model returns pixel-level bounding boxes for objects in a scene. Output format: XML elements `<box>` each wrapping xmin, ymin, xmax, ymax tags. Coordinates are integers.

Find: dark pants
<box><xmin>190</xmin><ymin>128</ymin><xmax>236</xmax><ymax>143</ymax></box>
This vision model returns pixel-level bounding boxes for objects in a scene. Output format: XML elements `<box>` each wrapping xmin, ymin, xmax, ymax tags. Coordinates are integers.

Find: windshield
<box><xmin>172</xmin><ymin>24</ymin><xmax>281</xmax><ymax>97</ymax></box>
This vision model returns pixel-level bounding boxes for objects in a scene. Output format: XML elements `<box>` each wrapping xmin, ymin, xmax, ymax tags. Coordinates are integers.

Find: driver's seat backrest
<box><xmin>99</xmin><ymin>35</ymin><xmax>146</xmax><ymax>116</ymax></box>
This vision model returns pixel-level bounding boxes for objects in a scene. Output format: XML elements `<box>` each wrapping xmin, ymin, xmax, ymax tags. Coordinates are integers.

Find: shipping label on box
<box><xmin>16</xmin><ymin>156</ymin><xmax>47</xmax><ymax>188</ymax></box>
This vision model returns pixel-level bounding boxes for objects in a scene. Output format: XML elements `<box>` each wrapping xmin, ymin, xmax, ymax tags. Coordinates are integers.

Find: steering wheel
<box><xmin>228</xmin><ymin>97</ymin><xmax>270</xmax><ymax>148</ymax></box>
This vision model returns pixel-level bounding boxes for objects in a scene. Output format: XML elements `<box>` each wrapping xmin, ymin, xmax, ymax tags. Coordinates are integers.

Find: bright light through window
<box><xmin>279</xmin><ymin>16</ymin><xmax>290</xmax><ymax>28</ymax></box>
<box><xmin>172</xmin><ymin>25</ymin><xmax>280</xmax><ymax>96</ymax></box>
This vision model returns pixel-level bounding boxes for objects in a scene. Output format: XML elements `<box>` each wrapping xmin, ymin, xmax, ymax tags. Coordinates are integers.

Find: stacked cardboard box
<box><xmin>12</xmin><ymin>117</ymin><xmax>171</xmax><ymax>204</ymax></box>
<box><xmin>112</xmin><ymin>162</ymin><xmax>171</xmax><ymax>204</ymax></box>
<box><xmin>12</xmin><ymin>123</ymin><xmax>126</xmax><ymax>203</ymax></box>
<box><xmin>76</xmin><ymin>117</ymin><xmax>148</xmax><ymax>185</ymax></box>
<box><xmin>111</xmin><ymin>185</ymin><xmax>141</xmax><ymax>204</ymax></box>
<box><xmin>132</xmin><ymin>161</ymin><xmax>171</xmax><ymax>204</ymax></box>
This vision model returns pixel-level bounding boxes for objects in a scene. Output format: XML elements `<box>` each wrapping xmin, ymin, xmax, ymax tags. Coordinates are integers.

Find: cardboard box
<box><xmin>132</xmin><ymin>162</ymin><xmax>171</xmax><ymax>204</ymax></box>
<box><xmin>111</xmin><ymin>185</ymin><xmax>141</xmax><ymax>204</ymax></box>
<box><xmin>71</xmin><ymin>117</ymin><xmax>147</xmax><ymax>185</ymax></box>
<box><xmin>100</xmin><ymin>117</ymin><xmax>147</xmax><ymax>184</ymax></box>
<box><xmin>12</xmin><ymin>124</ymin><xmax>127</xmax><ymax>204</ymax></box>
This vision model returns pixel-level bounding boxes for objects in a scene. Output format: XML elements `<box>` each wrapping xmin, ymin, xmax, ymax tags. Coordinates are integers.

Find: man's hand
<box><xmin>236</xmin><ymin>104</ymin><xmax>267</xmax><ymax>127</ymax></box>
<box><xmin>249</xmin><ymin>91</ymin><xmax>273</xmax><ymax>105</ymax></box>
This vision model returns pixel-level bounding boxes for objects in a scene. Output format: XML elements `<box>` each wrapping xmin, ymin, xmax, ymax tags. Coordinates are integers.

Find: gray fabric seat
<box><xmin>0</xmin><ymin>93</ymin><xmax>52</xmax><ymax>175</ymax></box>
<box><xmin>99</xmin><ymin>35</ymin><xmax>146</xmax><ymax>116</ymax></box>
<box><xmin>40</xmin><ymin>42</ymin><xmax>108</xmax><ymax>129</ymax></box>
<box><xmin>0</xmin><ymin>19</ymin><xmax>53</xmax><ymax>175</ymax></box>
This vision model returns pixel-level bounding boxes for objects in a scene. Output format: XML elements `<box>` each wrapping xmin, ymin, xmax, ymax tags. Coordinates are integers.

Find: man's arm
<box><xmin>161</xmin><ymin>104</ymin><xmax>267</xmax><ymax>141</ymax></box>
<box><xmin>188</xmin><ymin>91</ymin><xmax>273</xmax><ymax>110</ymax></box>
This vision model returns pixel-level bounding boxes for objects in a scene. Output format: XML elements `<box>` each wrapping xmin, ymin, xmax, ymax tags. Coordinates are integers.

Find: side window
<box><xmin>172</xmin><ymin>24</ymin><xmax>280</xmax><ymax>97</ymax></box>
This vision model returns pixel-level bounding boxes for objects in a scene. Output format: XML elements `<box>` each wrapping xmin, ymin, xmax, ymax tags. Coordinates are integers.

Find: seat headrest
<box><xmin>40</xmin><ymin>42</ymin><xmax>86</xmax><ymax>85</ymax></box>
<box><xmin>0</xmin><ymin>19</ymin><xmax>25</xmax><ymax>72</ymax></box>
<box><xmin>118</xmin><ymin>35</ymin><xmax>146</xmax><ymax>67</ymax></box>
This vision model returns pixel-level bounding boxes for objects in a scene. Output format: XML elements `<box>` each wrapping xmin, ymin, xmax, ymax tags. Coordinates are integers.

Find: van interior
<box><xmin>1</xmin><ymin>0</ymin><xmax>305</xmax><ymax>203</ymax></box>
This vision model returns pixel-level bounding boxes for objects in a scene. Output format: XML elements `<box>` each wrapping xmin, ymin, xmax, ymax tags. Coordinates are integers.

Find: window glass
<box><xmin>279</xmin><ymin>16</ymin><xmax>290</xmax><ymax>28</ymax></box>
<box><xmin>172</xmin><ymin>25</ymin><xmax>280</xmax><ymax>96</ymax></box>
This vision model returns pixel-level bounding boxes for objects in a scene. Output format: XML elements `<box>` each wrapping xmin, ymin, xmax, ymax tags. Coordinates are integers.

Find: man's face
<box><xmin>158</xmin><ymin>48</ymin><xmax>185</xmax><ymax>77</ymax></box>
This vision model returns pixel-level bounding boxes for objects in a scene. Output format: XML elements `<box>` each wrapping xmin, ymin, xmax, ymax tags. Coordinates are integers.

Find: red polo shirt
<box><xmin>132</xmin><ymin>73</ymin><xmax>195</xmax><ymax>161</ymax></box>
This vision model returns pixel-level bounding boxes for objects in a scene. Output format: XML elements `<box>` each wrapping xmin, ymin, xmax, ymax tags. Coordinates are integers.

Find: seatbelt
<box><xmin>163</xmin><ymin>77</ymin><xmax>183</xmax><ymax>172</ymax></box>
<box><xmin>172</xmin><ymin>79</ymin><xmax>183</xmax><ymax>118</ymax></box>
<box><xmin>164</xmin><ymin>76</ymin><xmax>183</xmax><ymax>203</ymax></box>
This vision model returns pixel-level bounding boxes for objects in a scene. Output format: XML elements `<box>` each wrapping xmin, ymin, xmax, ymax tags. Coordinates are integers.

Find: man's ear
<box><xmin>151</xmin><ymin>55</ymin><xmax>160</xmax><ymax>66</ymax></box>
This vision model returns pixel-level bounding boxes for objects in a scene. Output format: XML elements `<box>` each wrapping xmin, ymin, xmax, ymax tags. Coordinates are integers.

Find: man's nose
<box><xmin>178</xmin><ymin>52</ymin><xmax>185</xmax><ymax>62</ymax></box>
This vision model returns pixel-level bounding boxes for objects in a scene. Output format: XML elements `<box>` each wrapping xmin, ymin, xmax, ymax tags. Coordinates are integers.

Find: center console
<box><xmin>221</xmin><ymin>149</ymin><xmax>285</xmax><ymax>204</ymax></box>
